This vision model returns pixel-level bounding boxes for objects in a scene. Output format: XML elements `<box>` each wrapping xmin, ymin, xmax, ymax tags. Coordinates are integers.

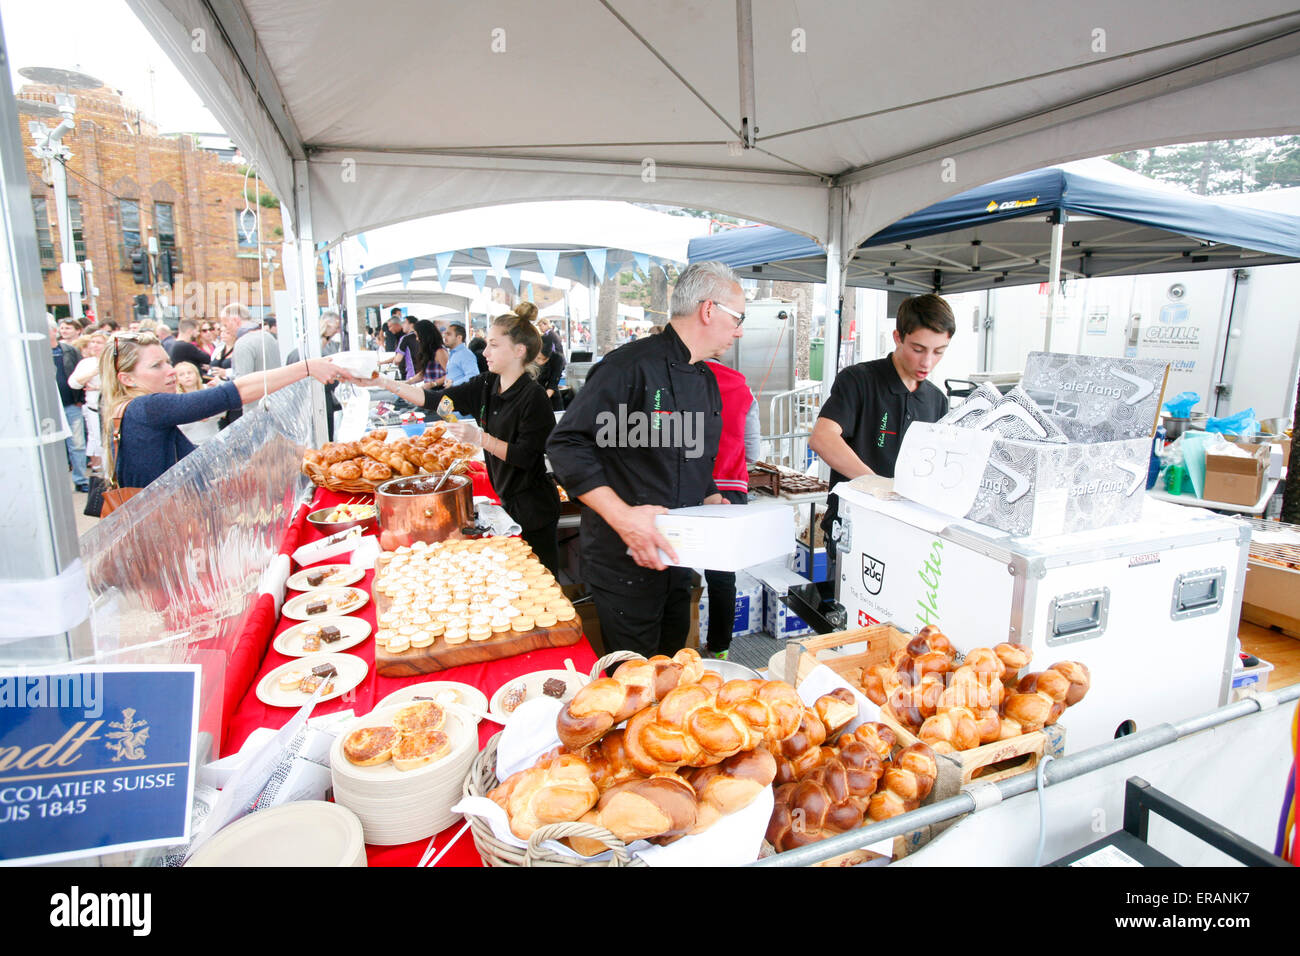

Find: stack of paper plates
<box><xmin>330</xmin><ymin>703</ymin><xmax>478</xmax><ymax>845</ymax></box>
<box><xmin>186</xmin><ymin>801</ymin><xmax>366</xmax><ymax>867</ymax></box>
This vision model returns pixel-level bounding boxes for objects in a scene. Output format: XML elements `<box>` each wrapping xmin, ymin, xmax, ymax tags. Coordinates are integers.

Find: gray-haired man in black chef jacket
<box><xmin>547</xmin><ymin>262</ymin><xmax>746</xmax><ymax>659</ymax></box>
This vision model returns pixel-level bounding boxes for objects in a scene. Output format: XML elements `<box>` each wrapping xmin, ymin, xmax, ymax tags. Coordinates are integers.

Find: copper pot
<box><xmin>375</xmin><ymin>474</ymin><xmax>475</xmax><ymax>549</ymax></box>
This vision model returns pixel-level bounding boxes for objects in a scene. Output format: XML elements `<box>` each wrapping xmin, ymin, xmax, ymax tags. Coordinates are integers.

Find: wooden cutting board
<box><xmin>373</xmin><ymin>593</ymin><xmax>584</xmax><ymax>676</ymax></box>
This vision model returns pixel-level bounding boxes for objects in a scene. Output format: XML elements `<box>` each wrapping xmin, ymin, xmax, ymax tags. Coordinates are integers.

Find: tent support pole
<box><xmin>341</xmin><ymin>245</ymin><xmax>361</xmax><ymax>351</ymax></box>
<box><xmin>1044</xmin><ymin>217</ymin><xmax>1064</xmax><ymax>351</ymax></box>
<box><xmin>0</xmin><ymin>28</ymin><xmax>89</xmax><ymax>664</ymax></box>
<box><xmin>819</xmin><ymin>187</ymin><xmax>846</xmax><ymax>404</ymax></box>
<box><xmin>292</xmin><ymin>159</ymin><xmax>328</xmax><ymax>444</ymax></box>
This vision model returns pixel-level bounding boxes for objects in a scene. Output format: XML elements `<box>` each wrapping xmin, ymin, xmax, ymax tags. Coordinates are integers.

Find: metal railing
<box><xmin>764</xmin><ymin>382</ymin><xmax>822</xmax><ymax>471</ymax></box>
<box><xmin>750</xmin><ymin>682</ymin><xmax>1300</xmax><ymax>866</ymax></box>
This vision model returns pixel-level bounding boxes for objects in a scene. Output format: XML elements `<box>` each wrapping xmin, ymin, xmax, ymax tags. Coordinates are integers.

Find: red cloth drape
<box><xmin>220</xmin><ymin>482</ymin><xmax>595</xmax><ymax>867</ymax></box>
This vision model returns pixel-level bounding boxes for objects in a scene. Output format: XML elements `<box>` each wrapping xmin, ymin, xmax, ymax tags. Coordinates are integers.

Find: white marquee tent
<box><xmin>126</xmin><ymin>0</ymin><xmax>1300</xmax><ymax>387</ymax></box>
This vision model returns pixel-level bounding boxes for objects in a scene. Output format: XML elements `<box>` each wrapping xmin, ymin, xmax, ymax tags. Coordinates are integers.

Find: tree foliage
<box><xmin>1108</xmin><ymin>136</ymin><xmax>1300</xmax><ymax>194</ymax></box>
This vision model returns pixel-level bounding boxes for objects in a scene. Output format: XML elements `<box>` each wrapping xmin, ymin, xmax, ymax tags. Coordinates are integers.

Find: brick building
<box><xmin>17</xmin><ymin>79</ymin><xmax>322</xmax><ymax>325</ymax></box>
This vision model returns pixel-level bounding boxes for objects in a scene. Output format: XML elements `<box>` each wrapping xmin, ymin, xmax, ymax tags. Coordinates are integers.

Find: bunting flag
<box><xmin>357</xmin><ymin>233</ymin><xmax>369</xmax><ymax>253</ymax></box>
<box><xmin>472</xmin><ymin>269</ymin><xmax>487</xmax><ymax>292</ymax></box>
<box><xmin>487</xmin><ymin>246</ymin><xmax>511</xmax><ymax>282</ymax></box>
<box><xmin>524</xmin><ymin>282</ymin><xmax>533</xmax><ymax>302</ymax></box>
<box><xmin>606</xmin><ymin>256</ymin><xmax>622</xmax><ymax>281</ymax></box>
<box><xmin>435</xmin><ymin>250</ymin><xmax>454</xmax><ymax>288</ymax></box>
<box><xmin>397</xmin><ymin>259</ymin><xmax>415</xmax><ymax>289</ymax></box>
<box><xmin>584</xmin><ymin>248</ymin><xmax>607</xmax><ymax>283</ymax></box>
<box><xmin>633</xmin><ymin>252</ymin><xmax>650</xmax><ymax>278</ymax></box>
<box><xmin>536</xmin><ymin>249</ymin><xmax>560</xmax><ymax>287</ymax></box>
<box><xmin>507</xmin><ymin>267</ymin><xmax>523</xmax><ymax>294</ymax></box>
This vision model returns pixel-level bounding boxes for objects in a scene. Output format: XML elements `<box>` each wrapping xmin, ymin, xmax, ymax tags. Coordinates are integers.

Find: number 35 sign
<box><xmin>893</xmin><ymin>422</ymin><xmax>996</xmax><ymax>518</ymax></box>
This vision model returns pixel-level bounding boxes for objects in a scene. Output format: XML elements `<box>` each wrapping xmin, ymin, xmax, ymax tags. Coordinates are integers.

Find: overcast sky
<box><xmin>2</xmin><ymin>0</ymin><xmax>221</xmax><ymax>133</ymax></box>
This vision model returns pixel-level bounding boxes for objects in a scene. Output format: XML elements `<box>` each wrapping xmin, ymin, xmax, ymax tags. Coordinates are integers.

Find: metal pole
<box><xmin>0</xmin><ymin>19</ymin><xmax>89</xmax><ymax>664</ymax></box>
<box><xmin>751</xmin><ymin>683</ymin><xmax>1300</xmax><ymax>866</ymax></box>
<box><xmin>341</xmin><ymin>246</ymin><xmax>361</xmax><ymax>351</ymax></box>
<box><xmin>292</xmin><ymin>159</ymin><xmax>327</xmax><ymax>444</ymax></box>
<box><xmin>819</xmin><ymin>186</ymin><xmax>845</xmax><ymax>403</ymax></box>
<box><xmin>1044</xmin><ymin>217</ymin><xmax>1064</xmax><ymax>351</ymax></box>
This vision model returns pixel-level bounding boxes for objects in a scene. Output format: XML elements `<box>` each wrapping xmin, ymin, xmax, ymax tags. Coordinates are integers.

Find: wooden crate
<box><xmin>770</xmin><ymin>624</ymin><xmax>1061</xmax><ymax>786</ymax></box>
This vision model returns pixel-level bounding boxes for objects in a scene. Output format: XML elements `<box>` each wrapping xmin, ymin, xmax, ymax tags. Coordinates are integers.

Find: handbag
<box><xmin>87</xmin><ymin>402</ymin><xmax>142</xmax><ymax>519</ymax></box>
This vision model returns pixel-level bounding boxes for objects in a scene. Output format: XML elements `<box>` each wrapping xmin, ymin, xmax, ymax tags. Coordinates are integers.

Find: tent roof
<box><xmin>129</xmin><ymin>1</ymin><xmax>1300</xmax><ymax>247</ymax></box>
<box><xmin>688</xmin><ymin>160</ymin><xmax>1300</xmax><ymax>293</ymax></box>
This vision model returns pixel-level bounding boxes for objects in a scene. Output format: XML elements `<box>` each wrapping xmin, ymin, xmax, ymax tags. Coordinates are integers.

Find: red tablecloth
<box><xmin>221</xmin><ymin>477</ymin><xmax>597</xmax><ymax>867</ymax></box>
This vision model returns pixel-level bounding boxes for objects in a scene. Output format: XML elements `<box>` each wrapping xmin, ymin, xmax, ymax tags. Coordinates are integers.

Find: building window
<box><xmin>68</xmin><ymin>197</ymin><xmax>86</xmax><ymax>261</ymax></box>
<box><xmin>155</xmin><ymin>202</ymin><xmax>176</xmax><ymax>250</ymax></box>
<box><xmin>120</xmin><ymin>199</ymin><xmax>141</xmax><ymax>248</ymax></box>
<box><xmin>235</xmin><ymin>210</ymin><xmax>259</xmax><ymax>248</ymax></box>
<box><xmin>32</xmin><ymin>198</ymin><xmax>56</xmax><ymax>270</ymax></box>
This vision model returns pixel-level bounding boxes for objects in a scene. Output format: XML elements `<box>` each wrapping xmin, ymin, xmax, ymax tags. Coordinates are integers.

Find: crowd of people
<box><xmin>53</xmin><ymin>263</ymin><xmax>959</xmax><ymax>665</ymax></box>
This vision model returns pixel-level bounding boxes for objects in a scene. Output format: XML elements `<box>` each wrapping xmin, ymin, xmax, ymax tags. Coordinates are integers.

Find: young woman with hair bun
<box><xmin>377</xmin><ymin>302</ymin><xmax>562</xmax><ymax>573</ymax></box>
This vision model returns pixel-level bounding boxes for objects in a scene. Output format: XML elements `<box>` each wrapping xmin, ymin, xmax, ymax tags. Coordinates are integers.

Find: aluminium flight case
<box><xmin>832</xmin><ymin>485</ymin><xmax>1250</xmax><ymax>750</ymax></box>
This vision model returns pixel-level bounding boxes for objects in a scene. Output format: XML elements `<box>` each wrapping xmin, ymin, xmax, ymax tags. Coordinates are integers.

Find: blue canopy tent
<box><xmin>689</xmin><ymin>162</ymin><xmax>1300</xmax><ymax>299</ymax></box>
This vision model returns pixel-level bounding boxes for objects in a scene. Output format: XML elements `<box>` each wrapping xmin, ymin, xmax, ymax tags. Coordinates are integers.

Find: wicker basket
<box><xmin>463</xmin><ymin>651</ymin><xmax>650</xmax><ymax>867</ymax></box>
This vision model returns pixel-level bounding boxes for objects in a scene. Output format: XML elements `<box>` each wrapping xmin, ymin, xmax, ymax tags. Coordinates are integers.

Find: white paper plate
<box><xmin>287</xmin><ymin>564</ymin><xmax>366</xmax><ymax>591</ymax></box>
<box><xmin>329</xmin><ymin>703</ymin><xmax>475</xmax><ymax>784</ymax></box>
<box><xmin>282</xmin><ymin>587</ymin><xmax>370</xmax><ymax>621</ymax></box>
<box><xmin>487</xmin><ymin>665</ymin><xmax>589</xmax><ymax>726</ymax></box>
<box><xmin>185</xmin><ymin>801</ymin><xmax>366</xmax><ymax>867</ymax></box>
<box><xmin>256</xmin><ymin>654</ymin><xmax>369</xmax><ymax>708</ymax></box>
<box><xmin>274</xmin><ymin>617</ymin><xmax>372</xmax><ymax>657</ymax></box>
<box><xmin>375</xmin><ymin>681</ymin><xmax>488</xmax><ymax>718</ymax></box>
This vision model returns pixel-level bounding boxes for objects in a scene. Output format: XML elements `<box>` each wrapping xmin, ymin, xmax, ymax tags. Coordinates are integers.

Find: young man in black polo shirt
<box><xmin>810</xmin><ymin>293</ymin><xmax>955</xmax><ymax>581</ymax></box>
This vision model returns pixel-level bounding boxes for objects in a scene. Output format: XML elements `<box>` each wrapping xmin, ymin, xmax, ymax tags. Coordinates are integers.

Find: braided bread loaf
<box><xmin>566</xmin><ymin>775</ymin><xmax>700</xmax><ymax>855</ymax></box>
<box><xmin>867</xmin><ymin>742</ymin><xmax>939</xmax><ymax>821</ymax></box>
<box><xmin>556</xmin><ymin>648</ymin><xmax>705</xmax><ymax>750</ymax></box>
<box><xmin>765</xmin><ymin>740</ymin><xmax>886</xmax><ymax>851</ymax></box>
<box><xmin>623</xmin><ymin>678</ymin><xmax>803</xmax><ymax>775</ymax></box>
<box><xmin>487</xmin><ymin>749</ymin><xmax>600</xmax><ymax>840</ymax></box>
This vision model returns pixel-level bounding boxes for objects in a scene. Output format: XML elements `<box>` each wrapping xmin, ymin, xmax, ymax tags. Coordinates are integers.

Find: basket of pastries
<box><xmin>463</xmin><ymin>648</ymin><xmax>850</xmax><ymax>867</ymax></box>
<box><xmin>301</xmin><ymin>425</ymin><xmax>479</xmax><ymax>494</ymax></box>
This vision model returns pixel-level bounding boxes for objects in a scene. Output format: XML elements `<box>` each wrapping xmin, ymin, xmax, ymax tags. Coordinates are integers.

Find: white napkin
<box><xmin>292</xmin><ymin>526</ymin><xmax>364</xmax><ymax>567</ymax></box>
<box><xmin>257</xmin><ymin>553</ymin><xmax>291</xmax><ymax>615</ymax></box>
<box><xmin>349</xmin><ymin>535</ymin><xmax>382</xmax><ymax>570</ymax></box>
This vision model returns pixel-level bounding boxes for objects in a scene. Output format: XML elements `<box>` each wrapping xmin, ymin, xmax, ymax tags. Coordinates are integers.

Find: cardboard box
<box><xmin>1242</xmin><ymin>561</ymin><xmax>1300</xmax><ymax>637</ymax></box>
<box><xmin>963</xmin><ymin>435</ymin><xmax>1150</xmax><ymax>537</ymax></box>
<box><xmin>656</xmin><ymin>499</ymin><xmax>795</xmax><ymax>571</ymax></box>
<box><xmin>898</xmin><ymin>352</ymin><xmax>1166</xmax><ymax>536</ymax></box>
<box><xmin>1203</xmin><ymin>445</ymin><xmax>1268</xmax><ymax>506</ymax></box>
<box><xmin>793</xmin><ymin>541</ymin><xmax>828</xmax><ymax>582</ymax></box>
<box><xmin>762</xmin><ymin>583</ymin><xmax>815</xmax><ymax>638</ymax></box>
<box><xmin>697</xmin><ymin>571</ymin><xmax>764</xmax><ymax>644</ymax></box>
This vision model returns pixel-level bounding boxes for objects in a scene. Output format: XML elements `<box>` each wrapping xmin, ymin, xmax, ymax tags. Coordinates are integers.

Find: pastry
<box><xmin>319</xmin><ymin>624</ymin><xmax>342</xmax><ymax>644</ymax></box>
<box><xmin>391</xmin><ymin>730</ymin><xmax>451</xmax><ymax>771</ymax></box>
<box><xmin>392</xmin><ymin>701</ymin><xmax>446</xmax><ymax>734</ymax></box>
<box><xmin>502</xmin><ymin>682</ymin><xmax>528</xmax><ymax>714</ymax></box>
<box><xmin>305</xmin><ymin>597</ymin><xmax>329</xmax><ymax>616</ymax></box>
<box><xmin>278</xmin><ymin>669</ymin><xmax>306</xmax><ymax>692</ymax></box>
<box><xmin>343</xmin><ymin>726</ymin><xmax>399</xmax><ymax>766</ymax></box>
<box><xmin>542</xmin><ymin>678</ymin><xmax>568</xmax><ymax>699</ymax></box>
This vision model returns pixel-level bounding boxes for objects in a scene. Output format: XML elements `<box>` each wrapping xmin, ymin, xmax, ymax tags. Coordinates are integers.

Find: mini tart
<box><xmin>387</xmin><ymin>634</ymin><xmax>411</xmax><ymax>653</ymax></box>
<box><xmin>534</xmin><ymin>612</ymin><xmax>557</xmax><ymax>628</ymax></box>
<box><xmin>426</xmin><ymin>621</ymin><xmax>445</xmax><ymax>638</ymax></box>
<box><xmin>490</xmin><ymin>618</ymin><xmax>511</xmax><ymax>634</ymax></box>
<box><xmin>392</xmin><ymin>701</ymin><xmax>446</xmax><ymax>734</ymax></box>
<box><xmin>278</xmin><ymin>669</ymin><xmax>307</xmax><ymax>691</ymax></box>
<box><xmin>443</xmin><ymin>627</ymin><xmax>468</xmax><ymax>646</ymax></box>
<box><xmin>374</xmin><ymin>629</ymin><xmax>393</xmax><ymax>647</ymax></box>
<box><xmin>552</xmin><ymin>604</ymin><xmax>576</xmax><ymax>622</ymax></box>
<box><xmin>410</xmin><ymin>630</ymin><xmax>435</xmax><ymax>649</ymax></box>
<box><xmin>343</xmin><ymin>725</ymin><xmax>399</xmax><ymax>767</ymax></box>
<box><xmin>510</xmin><ymin>615</ymin><xmax>535</xmax><ymax>632</ymax></box>
<box><xmin>468</xmin><ymin>625</ymin><xmax>492</xmax><ymax>642</ymax></box>
<box><xmin>391</xmin><ymin>730</ymin><xmax>451</xmax><ymax>771</ymax></box>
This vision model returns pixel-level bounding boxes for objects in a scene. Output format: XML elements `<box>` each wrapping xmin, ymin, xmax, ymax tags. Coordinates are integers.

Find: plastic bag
<box><xmin>1162</xmin><ymin>391</ymin><xmax>1200</xmax><ymax>418</ymax></box>
<box><xmin>1205</xmin><ymin>407</ymin><xmax>1258</xmax><ymax>438</ymax></box>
